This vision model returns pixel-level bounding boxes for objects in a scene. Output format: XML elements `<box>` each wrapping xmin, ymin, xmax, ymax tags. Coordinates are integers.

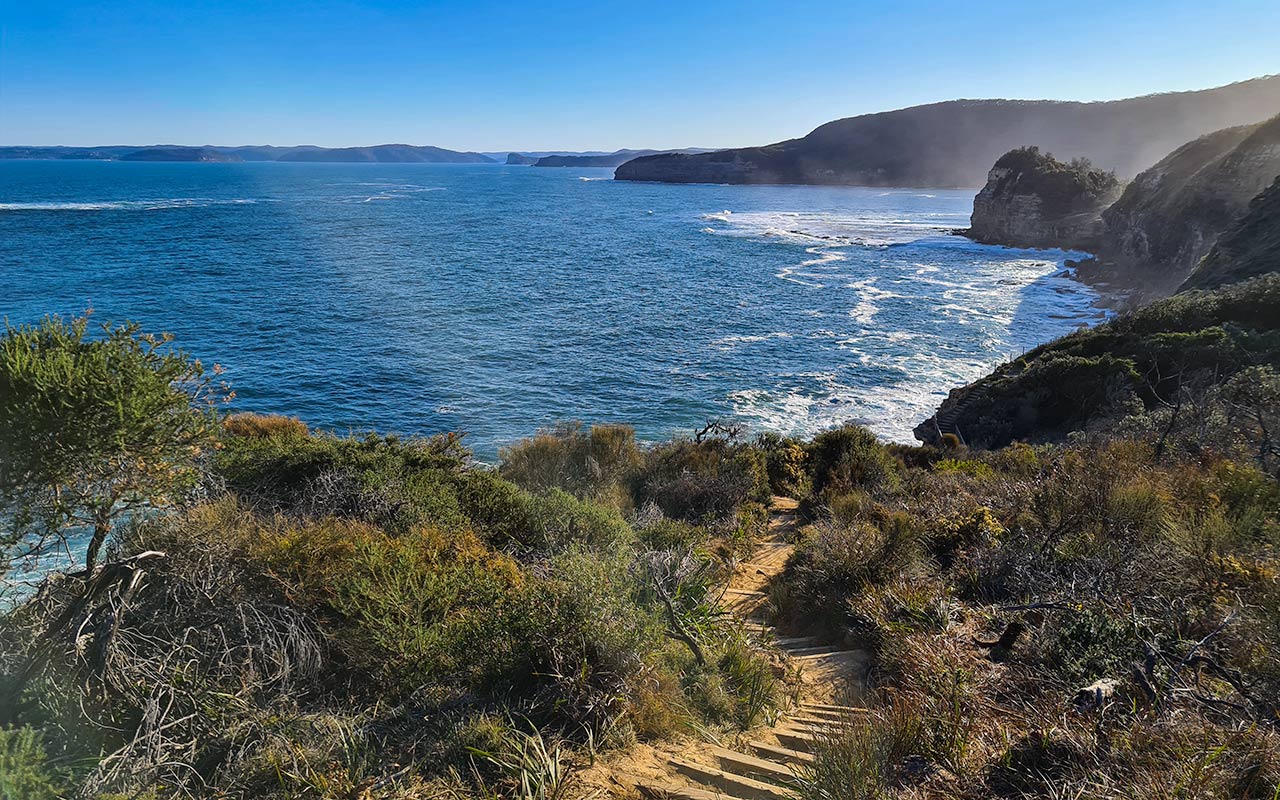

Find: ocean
<box><xmin>0</xmin><ymin>160</ymin><xmax>1104</xmax><ymax>459</ymax></box>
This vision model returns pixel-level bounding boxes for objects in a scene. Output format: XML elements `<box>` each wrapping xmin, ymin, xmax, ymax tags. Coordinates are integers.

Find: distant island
<box><xmin>0</xmin><ymin>143</ymin><xmax>497</xmax><ymax>164</ymax></box>
<box><xmin>615</xmin><ymin>75</ymin><xmax>1280</xmax><ymax>187</ymax></box>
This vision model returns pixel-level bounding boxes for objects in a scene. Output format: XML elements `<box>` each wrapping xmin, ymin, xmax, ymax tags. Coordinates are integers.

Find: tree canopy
<box><xmin>0</xmin><ymin>314</ymin><xmax>221</xmax><ymax>573</ymax></box>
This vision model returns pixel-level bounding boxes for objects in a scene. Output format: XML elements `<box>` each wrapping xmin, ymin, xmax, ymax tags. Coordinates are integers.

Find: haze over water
<box><xmin>0</xmin><ymin>161</ymin><xmax>1104</xmax><ymax>457</ymax></box>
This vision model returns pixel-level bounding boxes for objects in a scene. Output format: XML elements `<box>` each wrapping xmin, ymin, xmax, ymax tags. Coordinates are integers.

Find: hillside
<box><xmin>1096</xmin><ymin>114</ymin><xmax>1280</xmax><ymax>285</ymax></box>
<box><xmin>276</xmin><ymin>144</ymin><xmax>495</xmax><ymax>163</ymax></box>
<box><xmin>0</xmin><ymin>144</ymin><xmax>495</xmax><ymax>163</ymax></box>
<box><xmin>1180</xmin><ymin>176</ymin><xmax>1280</xmax><ymax>292</ymax></box>
<box><xmin>616</xmin><ymin>76</ymin><xmax>1280</xmax><ymax>187</ymax></box>
<box><xmin>118</xmin><ymin>147</ymin><xmax>243</xmax><ymax>162</ymax></box>
<box><xmin>913</xmin><ymin>273</ymin><xmax>1280</xmax><ymax>447</ymax></box>
<box><xmin>534</xmin><ymin>148</ymin><xmax>709</xmax><ymax>167</ymax></box>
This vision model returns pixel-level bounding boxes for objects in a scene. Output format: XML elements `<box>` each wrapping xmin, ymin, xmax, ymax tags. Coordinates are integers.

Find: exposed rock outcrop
<box><xmin>1180</xmin><ymin>176</ymin><xmax>1280</xmax><ymax>292</ymax></box>
<box><xmin>616</xmin><ymin>76</ymin><xmax>1280</xmax><ymax>187</ymax></box>
<box><xmin>966</xmin><ymin>147</ymin><xmax>1121</xmax><ymax>250</ymax></box>
<box><xmin>1096</xmin><ymin>114</ymin><xmax>1280</xmax><ymax>285</ymax></box>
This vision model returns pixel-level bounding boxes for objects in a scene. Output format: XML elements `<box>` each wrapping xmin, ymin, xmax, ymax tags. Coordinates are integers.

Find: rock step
<box><xmin>748</xmin><ymin>740</ymin><xmax>815</xmax><ymax>767</ymax></box>
<box><xmin>793</xmin><ymin>649</ymin><xmax>861</xmax><ymax>661</ymax></box>
<box><xmin>800</xmin><ymin>701</ymin><xmax>866</xmax><ymax>714</ymax></box>
<box><xmin>782</xmin><ymin>645</ymin><xmax>843</xmax><ymax>657</ymax></box>
<box><xmin>669</xmin><ymin>756</ymin><xmax>796</xmax><ymax>800</ymax></box>
<box><xmin>771</xmin><ymin>636</ymin><xmax>819</xmax><ymax>648</ymax></box>
<box><xmin>706</xmin><ymin>745</ymin><xmax>797</xmax><ymax>785</ymax></box>
<box><xmin>795</xmin><ymin>706</ymin><xmax>865</xmax><ymax>721</ymax></box>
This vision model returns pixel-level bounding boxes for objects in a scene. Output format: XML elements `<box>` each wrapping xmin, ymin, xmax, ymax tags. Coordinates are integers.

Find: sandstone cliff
<box><xmin>1096</xmin><ymin>114</ymin><xmax>1280</xmax><ymax>284</ymax></box>
<box><xmin>1180</xmin><ymin>176</ymin><xmax>1280</xmax><ymax>292</ymax></box>
<box><xmin>966</xmin><ymin>147</ymin><xmax>1121</xmax><ymax>249</ymax></box>
<box><xmin>616</xmin><ymin>76</ymin><xmax>1280</xmax><ymax>187</ymax></box>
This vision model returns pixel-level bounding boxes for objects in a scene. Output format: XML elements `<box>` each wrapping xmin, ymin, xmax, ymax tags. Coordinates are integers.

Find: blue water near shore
<box><xmin>0</xmin><ymin>161</ymin><xmax>1104</xmax><ymax>458</ymax></box>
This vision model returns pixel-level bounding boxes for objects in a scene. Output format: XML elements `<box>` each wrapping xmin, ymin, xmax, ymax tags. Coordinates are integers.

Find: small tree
<box><xmin>0</xmin><ymin>314</ymin><xmax>222</xmax><ymax>573</ymax></box>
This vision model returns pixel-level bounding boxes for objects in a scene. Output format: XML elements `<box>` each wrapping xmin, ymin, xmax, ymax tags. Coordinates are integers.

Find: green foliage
<box><xmin>0</xmin><ymin>727</ymin><xmax>64</xmax><ymax>800</ymax></box>
<box><xmin>0</xmin><ymin>313</ymin><xmax>219</xmax><ymax>570</ymax></box>
<box><xmin>500</xmin><ymin>421</ymin><xmax>641</xmax><ymax>506</ymax></box>
<box><xmin>807</xmin><ymin>424</ymin><xmax>898</xmax><ymax>498</ymax></box>
<box><xmin>991</xmin><ymin>146</ymin><xmax>1121</xmax><ymax>216</ymax></box>
<box><xmin>631</xmin><ymin>436</ymin><xmax>770</xmax><ymax>522</ymax></box>
<box><xmin>755</xmin><ymin>432</ymin><xmax>809</xmax><ymax>497</ymax></box>
<box><xmin>931</xmin><ymin>273</ymin><xmax>1280</xmax><ymax>448</ymax></box>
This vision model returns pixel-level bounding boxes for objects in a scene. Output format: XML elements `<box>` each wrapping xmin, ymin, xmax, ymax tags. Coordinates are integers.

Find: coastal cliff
<box><xmin>1180</xmin><ymin>176</ymin><xmax>1280</xmax><ymax>292</ymax></box>
<box><xmin>616</xmin><ymin>76</ymin><xmax>1280</xmax><ymax>187</ymax></box>
<box><xmin>966</xmin><ymin>147</ymin><xmax>1121</xmax><ymax>249</ymax></box>
<box><xmin>505</xmin><ymin>152</ymin><xmax>539</xmax><ymax>165</ymax></box>
<box><xmin>1095</xmin><ymin>113</ymin><xmax>1280</xmax><ymax>285</ymax></box>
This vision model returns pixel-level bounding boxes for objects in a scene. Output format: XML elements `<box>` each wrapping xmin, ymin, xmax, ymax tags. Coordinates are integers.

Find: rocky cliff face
<box><xmin>1180</xmin><ymin>176</ymin><xmax>1280</xmax><ymax>292</ymax></box>
<box><xmin>616</xmin><ymin>76</ymin><xmax>1280</xmax><ymax>187</ymax></box>
<box><xmin>1097</xmin><ymin>114</ymin><xmax>1280</xmax><ymax>283</ymax></box>
<box><xmin>967</xmin><ymin>147</ymin><xmax>1121</xmax><ymax>249</ymax></box>
<box><xmin>506</xmin><ymin>153</ymin><xmax>539</xmax><ymax>165</ymax></box>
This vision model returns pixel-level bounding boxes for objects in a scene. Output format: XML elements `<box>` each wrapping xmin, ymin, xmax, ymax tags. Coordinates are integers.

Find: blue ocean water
<box><xmin>0</xmin><ymin>161</ymin><xmax>1104</xmax><ymax>458</ymax></box>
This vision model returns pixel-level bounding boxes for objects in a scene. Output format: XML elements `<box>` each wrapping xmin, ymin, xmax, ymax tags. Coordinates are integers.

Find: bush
<box><xmin>755</xmin><ymin>432</ymin><xmax>809</xmax><ymax>497</ymax></box>
<box><xmin>807</xmin><ymin>424</ymin><xmax>898</xmax><ymax>498</ymax></box>
<box><xmin>500</xmin><ymin>422</ymin><xmax>641</xmax><ymax>505</ymax></box>
<box><xmin>631</xmin><ymin>437</ymin><xmax>769</xmax><ymax>522</ymax></box>
<box><xmin>222</xmin><ymin>411</ymin><xmax>309</xmax><ymax>438</ymax></box>
<box><xmin>0</xmin><ymin>727</ymin><xmax>64</xmax><ymax>800</ymax></box>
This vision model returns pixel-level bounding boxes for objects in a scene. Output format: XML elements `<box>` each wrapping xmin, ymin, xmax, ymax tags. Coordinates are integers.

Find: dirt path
<box><xmin>582</xmin><ymin>497</ymin><xmax>868</xmax><ymax>799</ymax></box>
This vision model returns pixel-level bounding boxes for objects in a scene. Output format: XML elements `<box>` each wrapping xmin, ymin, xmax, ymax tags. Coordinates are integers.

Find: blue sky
<box><xmin>1</xmin><ymin>0</ymin><xmax>1277</xmax><ymax>151</ymax></box>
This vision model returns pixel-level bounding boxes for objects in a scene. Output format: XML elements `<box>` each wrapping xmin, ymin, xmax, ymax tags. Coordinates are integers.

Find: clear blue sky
<box><xmin>1</xmin><ymin>0</ymin><xmax>1277</xmax><ymax>151</ymax></box>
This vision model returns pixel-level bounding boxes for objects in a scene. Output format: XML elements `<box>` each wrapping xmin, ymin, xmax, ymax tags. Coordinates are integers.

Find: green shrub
<box><xmin>807</xmin><ymin>424</ymin><xmax>898</xmax><ymax>498</ymax></box>
<box><xmin>631</xmin><ymin>438</ymin><xmax>769</xmax><ymax>522</ymax></box>
<box><xmin>0</xmin><ymin>727</ymin><xmax>64</xmax><ymax>800</ymax></box>
<box><xmin>222</xmin><ymin>411</ymin><xmax>309</xmax><ymax>439</ymax></box>
<box><xmin>500</xmin><ymin>421</ymin><xmax>641</xmax><ymax>505</ymax></box>
<box><xmin>755</xmin><ymin>432</ymin><xmax>809</xmax><ymax>496</ymax></box>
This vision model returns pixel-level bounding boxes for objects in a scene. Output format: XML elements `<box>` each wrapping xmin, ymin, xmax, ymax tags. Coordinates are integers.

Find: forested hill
<box><xmin>616</xmin><ymin>75</ymin><xmax>1280</xmax><ymax>187</ymax></box>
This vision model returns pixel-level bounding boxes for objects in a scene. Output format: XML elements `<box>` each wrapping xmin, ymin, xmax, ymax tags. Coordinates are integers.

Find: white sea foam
<box><xmin>709</xmin><ymin>331</ymin><xmax>794</xmax><ymax>350</ymax></box>
<box><xmin>0</xmin><ymin>198</ymin><xmax>260</xmax><ymax>212</ymax></box>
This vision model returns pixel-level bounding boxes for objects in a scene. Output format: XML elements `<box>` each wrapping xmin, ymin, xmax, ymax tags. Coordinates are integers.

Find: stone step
<box><xmin>793</xmin><ymin>649</ymin><xmax>861</xmax><ymax>661</ymax></box>
<box><xmin>771</xmin><ymin>636</ymin><xmax>820</xmax><ymax>648</ymax></box>
<box><xmin>669</xmin><ymin>756</ymin><xmax>796</xmax><ymax>800</ymax></box>
<box><xmin>795</xmin><ymin>706</ymin><xmax>863</xmax><ymax>722</ymax></box>
<box><xmin>706</xmin><ymin>746</ymin><xmax>797</xmax><ymax>785</ymax></box>
<box><xmin>782</xmin><ymin>645</ymin><xmax>843</xmax><ymax>657</ymax></box>
<box><xmin>799</xmin><ymin>701</ymin><xmax>866</xmax><ymax>714</ymax></box>
<box><xmin>747</xmin><ymin>740</ymin><xmax>815</xmax><ymax>767</ymax></box>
